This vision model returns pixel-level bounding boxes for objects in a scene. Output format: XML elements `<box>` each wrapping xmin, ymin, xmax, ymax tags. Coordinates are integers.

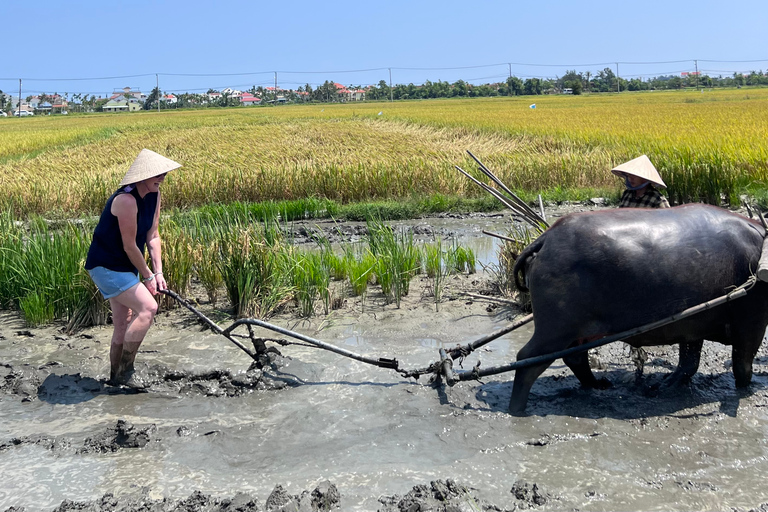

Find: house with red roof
<box><xmin>334</xmin><ymin>83</ymin><xmax>366</xmax><ymax>102</ymax></box>
<box><xmin>240</xmin><ymin>93</ymin><xmax>261</xmax><ymax>106</ymax></box>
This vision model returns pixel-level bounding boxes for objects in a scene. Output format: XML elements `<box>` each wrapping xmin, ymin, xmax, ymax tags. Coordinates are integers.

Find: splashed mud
<box><xmin>3</xmin><ymin>208</ymin><xmax>768</xmax><ymax>511</ymax></box>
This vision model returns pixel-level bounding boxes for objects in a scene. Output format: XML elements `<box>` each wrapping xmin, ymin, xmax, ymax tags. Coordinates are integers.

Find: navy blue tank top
<box><xmin>85</xmin><ymin>186</ymin><xmax>159</xmax><ymax>273</ymax></box>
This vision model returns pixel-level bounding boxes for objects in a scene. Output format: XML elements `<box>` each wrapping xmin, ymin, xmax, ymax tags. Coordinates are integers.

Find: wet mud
<box><xmin>4</xmin><ymin>206</ymin><xmax>768</xmax><ymax>511</ymax></box>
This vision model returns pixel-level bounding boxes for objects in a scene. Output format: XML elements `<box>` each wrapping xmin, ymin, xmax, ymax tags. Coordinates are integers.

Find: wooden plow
<box><xmin>161</xmin><ymin>275</ymin><xmax>757</xmax><ymax>386</ymax></box>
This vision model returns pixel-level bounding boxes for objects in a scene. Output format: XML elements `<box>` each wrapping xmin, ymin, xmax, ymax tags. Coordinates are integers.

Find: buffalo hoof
<box><xmin>583</xmin><ymin>377</ymin><xmax>612</xmax><ymax>390</ymax></box>
<box><xmin>508</xmin><ymin>400</ymin><xmax>529</xmax><ymax>417</ymax></box>
<box><xmin>594</xmin><ymin>377</ymin><xmax>612</xmax><ymax>390</ymax></box>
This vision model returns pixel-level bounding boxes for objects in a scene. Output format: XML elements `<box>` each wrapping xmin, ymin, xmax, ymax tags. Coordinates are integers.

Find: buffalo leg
<box><xmin>509</xmin><ymin>334</ymin><xmax>575</xmax><ymax>415</ymax></box>
<box><xmin>732</xmin><ymin>328</ymin><xmax>764</xmax><ymax>387</ymax></box>
<box><xmin>664</xmin><ymin>340</ymin><xmax>704</xmax><ymax>388</ymax></box>
<box><xmin>564</xmin><ymin>351</ymin><xmax>611</xmax><ymax>389</ymax></box>
<box><xmin>509</xmin><ymin>362</ymin><xmax>551</xmax><ymax>415</ymax></box>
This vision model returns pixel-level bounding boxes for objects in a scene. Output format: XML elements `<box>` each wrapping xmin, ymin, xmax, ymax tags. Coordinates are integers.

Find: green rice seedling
<box><xmin>0</xmin><ymin>212</ymin><xmax>24</xmax><ymax>308</ymax></box>
<box><xmin>217</xmin><ymin>228</ymin><xmax>293</xmax><ymax>318</ymax></box>
<box><xmin>374</xmin><ymin>256</ymin><xmax>395</xmax><ymax>302</ymax></box>
<box><xmin>13</xmin><ymin>219</ymin><xmax>92</xmax><ymax>326</ymax></box>
<box><xmin>67</xmin><ymin>267</ymin><xmax>110</xmax><ymax>333</ymax></box>
<box><xmin>194</xmin><ymin>240</ymin><xmax>224</xmax><ymax>307</ymax></box>
<box><xmin>289</xmin><ymin>252</ymin><xmax>331</xmax><ymax>317</ymax></box>
<box><xmin>422</xmin><ymin>239</ymin><xmax>447</xmax><ymax>311</ymax></box>
<box><xmin>316</xmin><ymin>238</ymin><xmax>347</xmax><ymax>281</ymax></box>
<box><xmin>367</xmin><ymin>220</ymin><xmax>420</xmax><ymax>307</ymax></box>
<box><xmin>325</xmin><ymin>249</ymin><xmax>348</xmax><ymax>282</ymax></box>
<box><xmin>423</xmin><ymin>240</ymin><xmax>442</xmax><ymax>279</ymax></box>
<box><xmin>262</xmin><ymin>217</ymin><xmax>286</xmax><ymax>247</ymax></box>
<box><xmin>447</xmin><ymin>241</ymin><xmax>476</xmax><ymax>274</ymax></box>
<box><xmin>19</xmin><ymin>291</ymin><xmax>54</xmax><ymax>327</ymax></box>
<box><xmin>348</xmin><ymin>249</ymin><xmax>376</xmax><ymax>299</ymax></box>
<box><xmin>160</xmin><ymin>221</ymin><xmax>195</xmax><ymax>309</ymax></box>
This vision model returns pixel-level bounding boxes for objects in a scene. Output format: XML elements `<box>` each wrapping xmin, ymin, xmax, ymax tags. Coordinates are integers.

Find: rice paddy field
<box><xmin>2</xmin><ymin>87</ymin><xmax>767</xmax><ymax>218</ymax></box>
<box><xmin>1</xmin><ymin>88</ymin><xmax>767</xmax><ymax>327</ymax></box>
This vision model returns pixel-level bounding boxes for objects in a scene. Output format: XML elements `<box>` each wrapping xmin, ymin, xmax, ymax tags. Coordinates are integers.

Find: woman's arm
<box><xmin>145</xmin><ymin>193</ymin><xmax>166</xmax><ymax>291</ymax></box>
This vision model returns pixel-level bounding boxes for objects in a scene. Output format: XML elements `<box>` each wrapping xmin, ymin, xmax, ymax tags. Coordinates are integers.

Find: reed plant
<box><xmin>19</xmin><ymin>292</ymin><xmax>54</xmax><ymax>328</ymax></box>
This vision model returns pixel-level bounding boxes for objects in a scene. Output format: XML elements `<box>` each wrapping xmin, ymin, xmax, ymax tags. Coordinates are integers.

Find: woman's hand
<box><xmin>143</xmin><ymin>275</ymin><xmax>159</xmax><ymax>295</ymax></box>
<box><xmin>155</xmin><ymin>272</ymin><xmax>168</xmax><ymax>292</ymax></box>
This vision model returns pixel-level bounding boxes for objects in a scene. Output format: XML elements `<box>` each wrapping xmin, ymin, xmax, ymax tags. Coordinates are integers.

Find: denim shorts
<box><xmin>88</xmin><ymin>267</ymin><xmax>140</xmax><ymax>299</ymax></box>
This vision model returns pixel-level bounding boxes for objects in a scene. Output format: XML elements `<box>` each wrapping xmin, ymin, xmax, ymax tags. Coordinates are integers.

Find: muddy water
<box><xmin>3</xmin><ymin>210</ymin><xmax>768</xmax><ymax>510</ymax></box>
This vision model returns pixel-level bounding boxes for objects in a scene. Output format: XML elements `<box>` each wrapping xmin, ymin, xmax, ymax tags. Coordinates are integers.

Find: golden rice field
<box><xmin>1</xmin><ymin>88</ymin><xmax>767</xmax><ymax>218</ymax></box>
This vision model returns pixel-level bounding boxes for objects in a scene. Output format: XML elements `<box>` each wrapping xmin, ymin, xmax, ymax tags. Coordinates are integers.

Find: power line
<box><xmin>0</xmin><ymin>73</ymin><xmax>155</xmax><ymax>81</ymax></box>
<box><xmin>2</xmin><ymin>58</ymin><xmax>765</xmax><ymax>82</ymax></box>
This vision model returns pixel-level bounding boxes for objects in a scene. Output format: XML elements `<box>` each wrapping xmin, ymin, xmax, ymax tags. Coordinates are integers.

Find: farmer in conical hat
<box><xmin>604</xmin><ymin>155</ymin><xmax>670</xmax><ymax>375</ymax></box>
<box><xmin>612</xmin><ymin>155</ymin><xmax>670</xmax><ymax>209</ymax></box>
<box><xmin>85</xmin><ymin>149</ymin><xmax>181</xmax><ymax>387</ymax></box>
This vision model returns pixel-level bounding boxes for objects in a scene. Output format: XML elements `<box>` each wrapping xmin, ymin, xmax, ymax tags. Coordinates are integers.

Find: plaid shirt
<box><xmin>619</xmin><ymin>186</ymin><xmax>670</xmax><ymax>209</ymax></box>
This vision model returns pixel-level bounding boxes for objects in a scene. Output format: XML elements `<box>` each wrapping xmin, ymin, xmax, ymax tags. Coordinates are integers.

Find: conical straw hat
<box><xmin>119</xmin><ymin>149</ymin><xmax>182</xmax><ymax>186</ymax></box>
<box><xmin>610</xmin><ymin>155</ymin><xmax>666</xmax><ymax>188</ymax></box>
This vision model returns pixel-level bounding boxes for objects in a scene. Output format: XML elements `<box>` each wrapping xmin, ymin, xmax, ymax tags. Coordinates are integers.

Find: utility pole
<box><xmin>275</xmin><ymin>72</ymin><xmax>278</xmax><ymax>104</ymax></box>
<box><xmin>616</xmin><ymin>63</ymin><xmax>620</xmax><ymax>93</ymax></box>
<box><xmin>156</xmin><ymin>74</ymin><xmax>160</xmax><ymax>112</ymax></box>
<box><xmin>18</xmin><ymin>79</ymin><xmax>21</xmax><ymax>115</ymax></box>
<box><xmin>388</xmin><ymin>68</ymin><xmax>393</xmax><ymax>102</ymax></box>
<box><xmin>695</xmin><ymin>60</ymin><xmax>699</xmax><ymax>90</ymax></box>
<box><xmin>508</xmin><ymin>63</ymin><xmax>511</xmax><ymax>78</ymax></box>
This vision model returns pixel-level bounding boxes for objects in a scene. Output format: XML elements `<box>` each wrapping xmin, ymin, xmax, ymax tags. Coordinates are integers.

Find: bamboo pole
<box><xmin>466</xmin><ymin>150</ymin><xmax>549</xmax><ymax>229</ymax></box>
<box><xmin>482</xmin><ymin>229</ymin><xmax>523</xmax><ymax>244</ymax></box>
<box><xmin>460</xmin><ymin>292</ymin><xmax>519</xmax><ymax>307</ymax></box>
<box><xmin>456</xmin><ymin>165</ymin><xmax>545</xmax><ymax>232</ymax></box>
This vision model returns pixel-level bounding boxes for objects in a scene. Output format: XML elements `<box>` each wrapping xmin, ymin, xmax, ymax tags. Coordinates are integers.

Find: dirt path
<box><xmin>3</xmin><ymin>207</ymin><xmax>768</xmax><ymax>511</ymax></box>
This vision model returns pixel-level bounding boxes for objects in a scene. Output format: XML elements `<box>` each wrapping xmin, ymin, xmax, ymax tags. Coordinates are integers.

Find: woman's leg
<box><xmin>108</xmin><ymin>299</ymin><xmax>133</xmax><ymax>382</ymax></box>
<box><xmin>109</xmin><ymin>282</ymin><xmax>158</xmax><ymax>382</ymax></box>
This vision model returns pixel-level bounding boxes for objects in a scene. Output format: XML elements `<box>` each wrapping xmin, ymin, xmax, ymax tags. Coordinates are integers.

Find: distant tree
<box><xmin>627</xmin><ymin>78</ymin><xmax>644</xmax><ymax>91</ymax></box>
<box><xmin>594</xmin><ymin>68</ymin><xmax>616</xmax><ymax>92</ymax></box>
<box><xmin>452</xmin><ymin>79</ymin><xmax>468</xmax><ymax>97</ymax></box>
<box><xmin>564</xmin><ymin>80</ymin><xmax>583</xmax><ymax>94</ymax></box>
<box><xmin>505</xmin><ymin>76</ymin><xmax>523</xmax><ymax>96</ymax></box>
<box><xmin>523</xmin><ymin>78</ymin><xmax>542</xmax><ymax>95</ymax></box>
<box><xmin>559</xmin><ymin>70</ymin><xmax>583</xmax><ymax>92</ymax></box>
<box><xmin>143</xmin><ymin>87</ymin><xmax>160</xmax><ymax>110</ymax></box>
<box><xmin>668</xmin><ymin>76</ymin><xmax>683</xmax><ymax>89</ymax></box>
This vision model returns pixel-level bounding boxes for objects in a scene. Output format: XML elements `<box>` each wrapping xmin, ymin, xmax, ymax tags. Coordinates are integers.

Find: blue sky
<box><xmin>3</xmin><ymin>0</ymin><xmax>766</xmax><ymax>98</ymax></box>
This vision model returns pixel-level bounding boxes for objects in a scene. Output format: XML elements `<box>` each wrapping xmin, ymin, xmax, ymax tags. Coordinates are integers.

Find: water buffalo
<box><xmin>510</xmin><ymin>204</ymin><xmax>768</xmax><ymax>414</ymax></box>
